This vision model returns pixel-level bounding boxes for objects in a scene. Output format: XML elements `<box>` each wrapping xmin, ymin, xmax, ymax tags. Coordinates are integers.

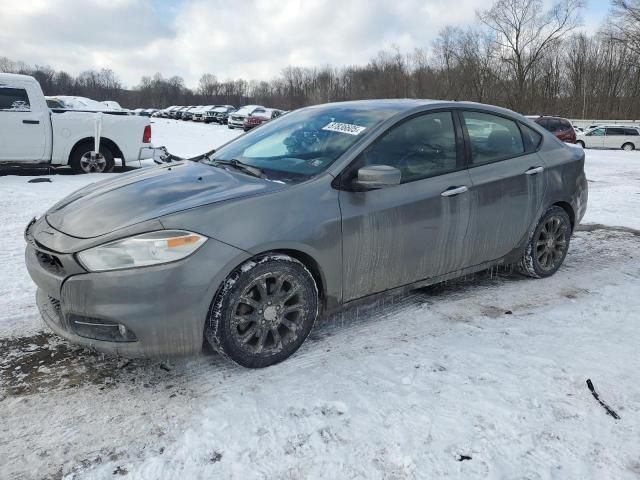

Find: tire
<box><xmin>519</xmin><ymin>206</ymin><xmax>571</xmax><ymax>278</ymax></box>
<box><xmin>576</xmin><ymin>140</ymin><xmax>585</xmax><ymax>148</ymax></box>
<box><xmin>69</xmin><ymin>142</ymin><xmax>115</xmax><ymax>174</ymax></box>
<box><xmin>205</xmin><ymin>255</ymin><xmax>319</xmax><ymax>368</ymax></box>
<box><xmin>228</xmin><ymin>125</ymin><xmax>234</xmax><ymax>129</ymax></box>
<box><xmin>622</xmin><ymin>142</ymin><xmax>635</xmax><ymax>151</ymax></box>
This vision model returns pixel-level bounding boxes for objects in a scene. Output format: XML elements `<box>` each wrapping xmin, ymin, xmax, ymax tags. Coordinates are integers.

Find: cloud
<box><xmin>0</xmin><ymin>0</ymin><xmax>605</xmax><ymax>88</ymax></box>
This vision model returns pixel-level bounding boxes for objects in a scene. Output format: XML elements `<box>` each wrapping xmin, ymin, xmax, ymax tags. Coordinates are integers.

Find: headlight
<box><xmin>77</xmin><ymin>230</ymin><xmax>207</xmax><ymax>272</ymax></box>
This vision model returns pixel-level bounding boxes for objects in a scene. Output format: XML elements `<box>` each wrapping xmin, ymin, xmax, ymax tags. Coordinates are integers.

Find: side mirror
<box><xmin>356</xmin><ymin>165</ymin><xmax>401</xmax><ymax>189</ymax></box>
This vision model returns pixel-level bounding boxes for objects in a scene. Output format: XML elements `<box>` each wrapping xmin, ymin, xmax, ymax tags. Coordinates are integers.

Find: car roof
<box><xmin>0</xmin><ymin>72</ymin><xmax>39</xmax><ymax>84</ymax></box>
<box><xmin>299</xmin><ymin>99</ymin><xmax>524</xmax><ymax>119</ymax></box>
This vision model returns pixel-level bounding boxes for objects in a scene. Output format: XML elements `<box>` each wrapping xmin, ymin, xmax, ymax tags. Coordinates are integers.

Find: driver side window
<box><xmin>358</xmin><ymin>111</ymin><xmax>458</xmax><ymax>184</ymax></box>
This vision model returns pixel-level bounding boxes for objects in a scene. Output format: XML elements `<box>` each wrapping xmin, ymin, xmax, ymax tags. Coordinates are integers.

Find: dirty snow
<box><xmin>0</xmin><ymin>123</ymin><xmax>639</xmax><ymax>479</ymax></box>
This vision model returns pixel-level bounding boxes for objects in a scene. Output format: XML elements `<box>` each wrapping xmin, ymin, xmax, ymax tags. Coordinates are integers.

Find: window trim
<box><xmin>455</xmin><ymin>108</ymin><xmax>542</xmax><ymax>169</ymax></box>
<box><xmin>336</xmin><ymin>108</ymin><xmax>466</xmax><ymax>191</ymax></box>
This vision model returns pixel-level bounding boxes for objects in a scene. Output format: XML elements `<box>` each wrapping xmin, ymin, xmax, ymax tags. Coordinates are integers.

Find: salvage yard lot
<box><xmin>1</xmin><ymin>120</ymin><xmax>639</xmax><ymax>479</ymax></box>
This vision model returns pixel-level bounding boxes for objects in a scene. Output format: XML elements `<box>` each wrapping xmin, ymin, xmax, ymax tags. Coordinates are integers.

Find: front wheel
<box><xmin>519</xmin><ymin>206</ymin><xmax>571</xmax><ymax>278</ymax></box>
<box><xmin>576</xmin><ymin>140</ymin><xmax>585</xmax><ymax>148</ymax></box>
<box><xmin>205</xmin><ymin>255</ymin><xmax>319</xmax><ymax>368</ymax></box>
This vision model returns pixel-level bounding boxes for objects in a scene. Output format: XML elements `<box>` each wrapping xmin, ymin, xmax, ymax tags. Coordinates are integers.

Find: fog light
<box><xmin>68</xmin><ymin>314</ymin><xmax>137</xmax><ymax>342</ymax></box>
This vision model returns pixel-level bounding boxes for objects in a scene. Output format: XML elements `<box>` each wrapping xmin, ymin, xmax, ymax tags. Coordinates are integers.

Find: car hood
<box><xmin>46</xmin><ymin>161</ymin><xmax>286</xmax><ymax>239</ymax></box>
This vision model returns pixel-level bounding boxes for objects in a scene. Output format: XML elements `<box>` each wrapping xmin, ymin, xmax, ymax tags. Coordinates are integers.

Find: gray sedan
<box><xmin>25</xmin><ymin>100</ymin><xmax>588</xmax><ymax>368</ymax></box>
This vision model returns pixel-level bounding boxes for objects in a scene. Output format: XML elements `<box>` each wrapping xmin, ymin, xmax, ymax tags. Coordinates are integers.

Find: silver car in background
<box><xmin>25</xmin><ymin>100</ymin><xmax>588</xmax><ymax>368</ymax></box>
<box><xmin>576</xmin><ymin>125</ymin><xmax>640</xmax><ymax>150</ymax></box>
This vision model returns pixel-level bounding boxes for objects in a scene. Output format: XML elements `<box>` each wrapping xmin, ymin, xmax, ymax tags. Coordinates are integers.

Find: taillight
<box><xmin>143</xmin><ymin>125</ymin><xmax>151</xmax><ymax>143</ymax></box>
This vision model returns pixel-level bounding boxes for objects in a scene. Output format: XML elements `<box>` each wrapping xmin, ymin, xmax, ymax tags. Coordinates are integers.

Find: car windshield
<box><xmin>209</xmin><ymin>104</ymin><xmax>400</xmax><ymax>182</ymax></box>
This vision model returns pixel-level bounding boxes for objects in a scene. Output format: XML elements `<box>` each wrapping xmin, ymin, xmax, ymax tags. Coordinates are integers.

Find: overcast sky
<box><xmin>0</xmin><ymin>0</ymin><xmax>610</xmax><ymax>89</ymax></box>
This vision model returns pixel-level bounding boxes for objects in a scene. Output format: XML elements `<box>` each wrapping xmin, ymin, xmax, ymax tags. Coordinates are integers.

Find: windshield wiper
<box><xmin>208</xmin><ymin>158</ymin><xmax>265</xmax><ymax>179</ymax></box>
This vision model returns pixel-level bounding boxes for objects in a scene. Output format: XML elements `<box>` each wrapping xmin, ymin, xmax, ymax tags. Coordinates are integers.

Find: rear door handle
<box><xmin>525</xmin><ymin>166</ymin><xmax>544</xmax><ymax>175</ymax></box>
<box><xmin>441</xmin><ymin>186</ymin><xmax>469</xmax><ymax>197</ymax></box>
<box><xmin>22</xmin><ymin>120</ymin><xmax>40</xmax><ymax>125</ymax></box>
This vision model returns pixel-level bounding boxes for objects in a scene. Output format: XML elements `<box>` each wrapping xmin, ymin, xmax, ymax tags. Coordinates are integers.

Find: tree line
<box><xmin>2</xmin><ymin>0</ymin><xmax>640</xmax><ymax>119</ymax></box>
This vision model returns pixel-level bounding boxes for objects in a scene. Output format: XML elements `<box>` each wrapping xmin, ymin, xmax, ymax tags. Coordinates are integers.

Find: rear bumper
<box><xmin>139</xmin><ymin>146</ymin><xmax>171</xmax><ymax>162</ymax></box>
<box><xmin>25</xmin><ymin>226</ymin><xmax>250</xmax><ymax>357</ymax></box>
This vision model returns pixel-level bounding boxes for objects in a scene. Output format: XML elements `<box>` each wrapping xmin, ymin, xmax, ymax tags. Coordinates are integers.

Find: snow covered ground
<box><xmin>0</xmin><ymin>121</ymin><xmax>639</xmax><ymax>479</ymax></box>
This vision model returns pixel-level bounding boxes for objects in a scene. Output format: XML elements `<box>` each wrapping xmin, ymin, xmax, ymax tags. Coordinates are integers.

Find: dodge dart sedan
<box><xmin>25</xmin><ymin>100</ymin><xmax>588</xmax><ymax>368</ymax></box>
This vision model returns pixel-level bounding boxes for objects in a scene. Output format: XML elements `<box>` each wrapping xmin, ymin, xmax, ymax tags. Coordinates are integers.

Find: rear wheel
<box><xmin>519</xmin><ymin>206</ymin><xmax>571</xmax><ymax>278</ymax></box>
<box><xmin>205</xmin><ymin>255</ymin><xmax>319</xmax><ymax>368</ymax></box>
<box><xmin>69</xmin><ymin>142</ymin><xmax>115</xmax><ymax>174</ymax></box>
<box><xmin>622</xmin><ymin>142</ymin><xmax>635</xmax><ymax>151</ymax></box>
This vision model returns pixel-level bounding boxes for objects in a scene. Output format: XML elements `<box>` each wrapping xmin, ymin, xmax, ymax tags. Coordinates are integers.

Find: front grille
<box><xmin>36</xmin><ymin>250</ymin><xmax>66</xmax><ymax>276</ymax></box>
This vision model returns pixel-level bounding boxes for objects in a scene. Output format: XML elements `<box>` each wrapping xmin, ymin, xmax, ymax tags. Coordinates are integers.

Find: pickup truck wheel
<box><xmin>70</xmin><ymin>143</ymin><xmax>115</xmax><ymax>174</ymax></box>
<box><xmin>518</xmin><ymin>206</ymin><xmax>571</xmax><ymax>278</ymax></box>
<box><xmin>205</xmin><ymin>255</ymin><xmax>319</xmax><ymax>368</ymax></box>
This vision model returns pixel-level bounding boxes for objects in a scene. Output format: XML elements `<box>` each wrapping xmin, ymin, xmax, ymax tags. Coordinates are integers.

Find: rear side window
<box><xmin>559</xmin><ymin>119</ymin><xmax>572</xmax><ymax>130</ymax></box>
<box><xmin>462</xmin><ymin>111</ymin><xmax>525</xmax><ymax>165</ymax></box>
<box><xmin>0</xmin><ymin>87</ymin><xmax>31</xmax><ymax>111</ymax></box>
<box><xmin>520</xmin><ymin>124</ymin><xmax>543</xmax><ymax>152</ymax></box>
<box><xmin>624</xmin><ymin>128</ymin><xmax>639</xmax><ymax>136</ymax></box>
<box><xmin>536</xmin><ymin>117</ymin><xmax>549</xmax><ymax>129</ymax></box>
<box><xmin>606</xmin><ymin>127</ymin><xmax>625</xmax><ymax>136</ymax></box>
<box><xmin>546</xmin><ymin>118</ymin><xmax>561</xmax><ymax>132</ymax></box>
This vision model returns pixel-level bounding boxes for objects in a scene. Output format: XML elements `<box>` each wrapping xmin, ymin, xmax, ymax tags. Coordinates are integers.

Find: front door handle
<box><xmin>441</xmin><ymin>186</ymin><xmax>469</xmax><ymax>197</ymax></box>
<box><xmin>525</xmin><ymin>166</ymin><xmax>544</xmax><ymax>175</ymax></box>
<box><xmin>22</xmin><ymin>120</ymin><xmax>40</xmax><ymax>125</ymax></box>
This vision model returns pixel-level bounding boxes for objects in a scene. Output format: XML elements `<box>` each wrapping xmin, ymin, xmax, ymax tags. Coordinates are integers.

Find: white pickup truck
<box><xmin>0</xmin><ymin>73</ymin><xmax>158</xmax><ymax>173</ymax></box>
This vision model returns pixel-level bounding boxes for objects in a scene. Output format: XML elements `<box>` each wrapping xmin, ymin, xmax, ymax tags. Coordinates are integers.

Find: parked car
<box><xmin>532</xmin><ymin>116</ymin><xmax>576</xmax><ymax>143</ymax></box>
<box><xmin>102</xmin><ymin>101</ymin><xmax>123</xmax><ymax>110</ymax></box>
<box><xmin>46</xmin><ymin>96</ymin><xmax>120</xmax><ymax>112</ymax></box>
<box><xmin>228</xmin><ymin>105</ymin><xmax>264</xmax><ymax>129</ymax></box>
<box><xmin>157</xmin><ymin>106</ymin><xmax>178</xmax><ymax>118</ymax></box>
<box><xmin>243</xmin><ymin>108</ymin><xmax>283</xmax><ymax>131</ymax></box>
<box><xmin>182</xmin><ymin>106</ymin><xmax>201</xmax><ymax>121</ymax></box>
<box><xmin>140</xmin><ymin>108</ymin><xmax>158</xmax><ymax>117</ymax></box>
<box><xmin>205</xmin><ymin>105</ymin><xmax>235</xmax><ymax>124</ymax></box>
<box><xmin>172</xmin><ymin>106</ymin><xmax>189</xmax><ymax>119</ymax></box>
<box><xmin>1</xmin><ymin>73</ymin><xmax>159</xmax><ymax>173</ymax></box>
<box><xmin>24</xmin><ymin>99</ymin><xmax>587</xmax><ymax>367</ymax></box>
<box><xmin>576</xmin><ymin>126</ymin><xmax>640</xmax><ymax>150</ymax></box>
<box><xmin>192</xmin><ymin>105</ymin><xmax>215</xmax><ymax>122</ymax></box>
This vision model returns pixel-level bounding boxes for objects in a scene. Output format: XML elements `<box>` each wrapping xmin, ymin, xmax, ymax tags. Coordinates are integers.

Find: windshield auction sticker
<box><xmin>322</xmin><ymin>122</ymin><xmax>366</xmax><ymax>136</ymax></box>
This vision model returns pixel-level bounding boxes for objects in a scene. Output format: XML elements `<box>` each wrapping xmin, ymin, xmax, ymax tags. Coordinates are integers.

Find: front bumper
<box><xmin>228</xmin><ymin>118</ymin><xmax>244</xmax><ymax>128</ymax></box>
<box><xmin>25</xmin><ymin>219</ymin><xmax>250</xmax><ymax>357</ymax></box>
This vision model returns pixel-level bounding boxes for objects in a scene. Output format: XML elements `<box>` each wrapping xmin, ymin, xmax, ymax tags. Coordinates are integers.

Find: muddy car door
<box><xmin>459</xmin><ymin>110</ymin><xmax>546</xmax><ymax>266</ymax></box>
<box><xmin>338</xmin><ymin>110</ymin><xmax>472</xmax><ymax>302</ymax></box>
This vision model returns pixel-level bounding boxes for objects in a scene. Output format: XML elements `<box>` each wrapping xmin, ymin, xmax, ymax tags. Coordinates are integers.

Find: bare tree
<box><xmin>478</xmin><ymin>0</ymin><xmax>582</xmax><ymax>112</ymax></box>
<box><xmin>607</xmin><ymin>0</ymin><xmax>640</xmax><ymax>59</ymax></box>
<box><xmin>197</xmin><ymin>73</ymin><xmax>219</xmax><ymax>99</ymax></box>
